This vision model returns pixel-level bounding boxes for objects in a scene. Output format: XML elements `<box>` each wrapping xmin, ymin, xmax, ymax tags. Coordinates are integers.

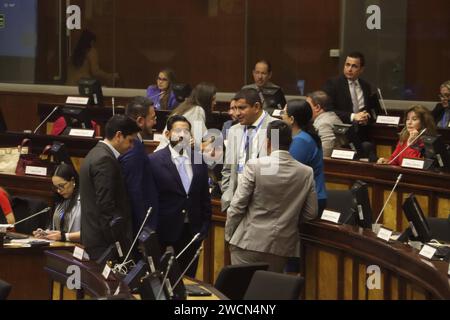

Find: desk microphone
<box><xmin>33</xmin><ymin>106</ymin><xmax>60</xmax><ymax>134</ymax></box>
<box><xmin>176</xmin><ymin>233</ymin><xmax>200</xmax><ymax>260</ymax></box>
<box><xmin>13</xmin><ymin>207</ymin><xmax>51</xmax><ymax>226</ymax></box>
<box><xmin>172</xmin><ymin>246</ymin><xmax>203</xmax><ymax>289</ymax></box>
<box><xmin>157</xmin><ymin>254</ymin><xmax>174</xmax><ymax>300</ymax></box>
<box><xmin>388</xmin><ymin>128</ymin><xmax>427</xmax><ymax>165</ymax></box>
<box><xmin>373</xmin><ymin>174</ymin><xmax>403</xmax><ymax>231</ymax></box>
<box><xmin>377</xmin><ymin>88</ymin><xmax>389</xmax><ymax>116</ymax></box>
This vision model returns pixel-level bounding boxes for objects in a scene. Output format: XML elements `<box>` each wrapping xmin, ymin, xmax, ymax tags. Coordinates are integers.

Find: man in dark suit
<box><xmin>148</xmin><ymin>115</ymin><xmax>212</xmax><ymax>278</ymax></box>
<box><xmin>119</xmin><ymin>97</ymin><xmax>159</xmax><ymax>236</ymax></box>
<box><xmin>80</xmin><ymin>115</ymin><xmax>140</xmax><ymax>260</ymax></box>
<box><xmin>323</xmin><ymin>51</ymin><xmax>377</xmax><ymax>161</ymax></box>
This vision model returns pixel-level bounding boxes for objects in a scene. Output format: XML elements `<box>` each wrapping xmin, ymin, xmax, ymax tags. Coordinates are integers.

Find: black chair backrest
<box><xmin>0</xmin><ymin>279</ymin><xmax>12</xmax><ymax>300</ymax></box>
<box><xmin>426</xmin><ymin>217</ymin><xmax>450</xmax><ymax>243</ymax></box>
<box><xmin>10</xmin><ymin>196</ymin><xmax>50</xmax><ymax>234</ymax></box>
<box><xmin>243</xmin><ymin>270</ymin><xmax>304</xmax><ymax>300</ymax></box>
<box><xmin>326</xmin><ymin>189</ymin><xmax>357</xmax><ymax>225</ymax></box>
<box><xmin>214</xmin><ymin>263</ymin><xmax>269</xmax><ymax>300</ymax></box>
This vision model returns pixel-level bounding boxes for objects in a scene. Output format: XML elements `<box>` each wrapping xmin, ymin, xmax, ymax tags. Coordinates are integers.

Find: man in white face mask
<box><xmin>148</xmin><ymin>115</ymin><xmax>212</xmax><ymax>278</ymax></box>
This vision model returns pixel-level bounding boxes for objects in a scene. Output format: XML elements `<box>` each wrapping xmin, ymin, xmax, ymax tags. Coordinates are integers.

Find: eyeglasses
<box><xmin>438</xmin><ymin>94</ymin><xmax>450</xmax><ymax>100</ymax></box>
<box><xmin>53</xmin><ymin>181</ymin><xmax>69</xmax><ymax>192</ymax></box>
<box><xmin>157</xmin><ymin>77</ymin><xmax>169</xmax><ymax>82</ymax></box>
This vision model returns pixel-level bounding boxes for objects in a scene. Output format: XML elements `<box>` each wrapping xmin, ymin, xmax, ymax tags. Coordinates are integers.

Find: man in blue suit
<box><xmin>148</xmin><ymin>115</ymin><xmax>212</xmax><ymax>278</ymax></box>
<box><xmin>119</xmin><ymin>97</ymin><xmax>159</xmax><ymax>237</ymax></box>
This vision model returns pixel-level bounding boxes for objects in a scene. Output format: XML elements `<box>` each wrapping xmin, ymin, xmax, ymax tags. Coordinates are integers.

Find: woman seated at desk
<box><xmin>33</xmin><ymin>163</ymin><xmax>81</xmax><ymax>242</ymax></box>
<box><xmin>0</xmin><ymin>187</ymin><xmax>15</xmax><ymax>225</ymax></box>
<box><xmin>146</xmin><ymin>68</ymin><xmax>178</xmax><ymax>110</ymax></box>
<box><xmin>377</xmin><ymin>105</ymin><xmax>437</xmax><ymax>166</ymax></box>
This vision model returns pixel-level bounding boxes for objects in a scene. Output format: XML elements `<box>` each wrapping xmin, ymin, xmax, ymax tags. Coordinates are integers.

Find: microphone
<box><xmin>373</xmin><ymin>174</ymin><xmax>403</xmax><ymax>232</ymax></box>
<box><xmin>157</xmin><ymin>254</ymin><xmax>174</xmax><ymax>300</ymax></box>
<box><xmin>14</xmin><ymin>207</ymin><xmax>51</xmax><ymax>226</ymax></box>
<box><xmin>33</xmin><ymin>106</ymin><xmax>60</xmax><ymax>134</ymax></box>
<box><xmin>112</xmin><ymin>97</ymin><xmax>115</xmax><ymax>115</ymax></box>
<box><xmin>388</xmin><ymin>128</ymin><xmax>427</xmax><ymax>165</ymax></box>
<box><xmin>172</xmin><ymin>246</ymin><xmax>203</xmax><ymax>289</ymax></box>
<box><xmin>377</xmin><ymin>88</ymin><xmax>388</xmax><ymax>116</ymax></box>
<box><xmin>176</xmin><ymin>233</ymin><xmax>200</xmax><ymax>260</ymax></box>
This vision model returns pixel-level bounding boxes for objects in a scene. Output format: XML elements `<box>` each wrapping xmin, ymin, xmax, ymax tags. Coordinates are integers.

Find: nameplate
<box><xmin>0</xmin><ymin>224</ymin><xmax>13</xmax><ymax>233</ymax></box>
<box><xmin>153</xmin><ymin>134</ymin><xmax>163</xmax><ymax>142</ymax></box>
<box><xmin>25</xmin><ymin>166</ymin><xmax>47</xmax><ymax>176</ymax></box>
<box><xmin>102</xmin><ymin>264</ymin><xmax>112</xmax><ymax>280</ymax></box>
<box><xmin>331</xmin><ymin>149</ymin><xmax>356</xmax><ymax>160</ymax></box>
<box><xmin>272</xmin><ymin>109</ymin><xmax>282</xmax><ymax>117</ymax></box>
<box><xmin>114</xmin><ymin>285</ymin><xmax>121</xmax><ymax>296</ymax></box>
<box><xmin>401</xmin><ymin>158</ymin><xmax>425</xmax><ymax>170</ymax></box>
<box><xmin>321</xmin><ymin>210</ymin><xmax>341</xmax><ymax>224</ymax></box>
<box><xmin>69</xmin><ymin>128</ymin><xmax>95</xmax><ymax>137</ymax></box>
<box><xmin>419</xmin><ymin>244</ymin><xmax>437</xmax><ymax>260</ymax></box>
<box><xmin>115</xmin><ymin>241</ymin><xmax>123</xmax><ymax>258</ymax></box>
<box><xmin>73</xmin><ymin>246</ymin><xmax>89</xmax><ymax>261</ymax></box>
<box><xmin>66</xmin><ymin>96</ymin><xmax>89</xmax><ymax>105</ymax></box>
<box><xmin>376</xmin><ymin>116</ymin><xmax>401</xmax><ymax>126</ymax></box>
<box><xmin>377</xmin><ymin>227</ymin><xmax>393</xmax><ymax>242</ymax></box>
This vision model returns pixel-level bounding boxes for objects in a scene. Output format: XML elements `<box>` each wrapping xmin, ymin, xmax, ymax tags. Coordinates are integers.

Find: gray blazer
<box><xmin>313</xmin><ymin>111</ymin><xmax>343</xmax><ymax>157</ymax></box>
<box><xmin>225</xmin><ymin>151</ymin><xmax>318</xmax><ymax>258</ymax></box>
<box><xmin>221</xmin><ymin>113</ymin><xmax>276</xmax><ymax>212</ymax></box>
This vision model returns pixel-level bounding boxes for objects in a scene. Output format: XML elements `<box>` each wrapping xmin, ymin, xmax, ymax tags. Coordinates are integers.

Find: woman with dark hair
<box><xmin>377</xmin><ymin>105</ymin><xmax>437</xmax><ymax>166</ymax></box>
<box><xmin>155</xmin><ymin>82</ymin><xmax>217</xmax><ymax>151</ymax></box>
<box><xmin>33</xmin><ymin>163</ymin><xmax>81</xmax><ymax>242</ymax></box>
<box><xmin>146</xmin><ymin>68</ymin><xmax>178</xmax><ymax>110</ymax></box>
<box><xmin>282</xmin><ymin>99</ymin><xmax>327</xmax><ymax>214</ymax></box>
<box><xmin>66</xmin><ymin>29</ymin><xmax>119</xmax><ymax>86</ymax></box>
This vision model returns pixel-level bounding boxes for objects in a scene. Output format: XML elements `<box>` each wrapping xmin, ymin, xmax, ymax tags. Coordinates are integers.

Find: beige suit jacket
<box><xmin>225</xmin><ymin>150</ymin><xmax>318</xmax><ymax>258</ymax></box>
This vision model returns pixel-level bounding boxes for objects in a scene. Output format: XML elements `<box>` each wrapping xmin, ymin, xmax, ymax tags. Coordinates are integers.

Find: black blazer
<box><xmin>432</xmin><ymin>103</ymin><xmax>449</xmax><ymax>127</ymax></box>
<box><xmin>148</xmin><ymin>146</ymin><xmax>212</xmax><ymax>244</ymax></box>
<box><xmin>80</xmin><ymin>142</ymin><xmax>132</xmax><ymax>260</ymax></box>
<box><xmin>323</xmin><ymin>75</ymin><xmax>373</xmax><ymax>124</ymax></box>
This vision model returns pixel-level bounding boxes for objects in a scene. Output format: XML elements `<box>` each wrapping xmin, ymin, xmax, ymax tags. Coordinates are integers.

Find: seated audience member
<box><xmin>33</xmin><ymin>163</ymin><xmax>81</xmax><ymax>242</ymax></box>
<box><xmin>377</xmin><ymin>105</ymin><xmax>437</xmax><ymax>166</ymax></box>
<box><xmin>0</xmin><ymin>187</ymin><xmax>15</xmax><ymax>225</ymax></box>
<box><xmin>306</xmin><ymin>90</ymin><xmax>343</xmax><ymax>157</ymax></box>
<box><xmin>222</xmin><ymin>98</ymin><xmax>238</xmax><ymax>140</ymax></box>
<box><xmin>432</xmin><ymin>80</ymin><xmax>450</xmax><ymax>128</ymax></box>
<box><xmin>225</xmin><ymin>120</ymin><xmax>317</xmax><ymax>273</ymax></box>
<box><xmin>282</xmin><ymin>100</ymin><xmax>327</xmax><ymax>215</ymax></box>
<box><xmin>146</xmin><ymin>68</ymin><xmax>178</xmax><ymax>110</ymax></box>
<box><xmin>155</xmin><ymin>82</ymin><xmax>216</xmax><ymax>151</ymax></box>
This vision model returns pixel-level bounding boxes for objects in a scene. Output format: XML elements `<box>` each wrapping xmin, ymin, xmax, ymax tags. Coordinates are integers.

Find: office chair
<box><xmin>427</xmin><ymin>217</ymin><xmax>450</xmax><ymax>243</ymax></box>
<box><xmin>10</xmin><ymin>196</ymin><xmax>49</xmax><ymax>234</ymax></box>
<box><xmin>0</xmin><ymin>279</ymin><xmax>12</xmax><ymax>300</ymax></box>
<box><xmin>243</xmin><ymin>270</ymin><xmax>304</xmax><ymax>300</ymax></box>
<box><xmin>214</xmin><ymin>263</ymin><xmax>269</xmax><ymax>300</ymax></box>
<box><xmin>326</xmin><ymin>189</ymin><xmax>357</xmax><ymax>225</ymax></box>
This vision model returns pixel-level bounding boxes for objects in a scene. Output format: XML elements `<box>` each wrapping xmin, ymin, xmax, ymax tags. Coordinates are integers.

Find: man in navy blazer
<box><xmin>119</xmin><ymin>97</ymin><xmax>159</xmax><ymax>237</ymax></box>
<box><xmin>148</xmin><ymin>115</ymin><xmax>212</xmax><ymax>277</ymax></box>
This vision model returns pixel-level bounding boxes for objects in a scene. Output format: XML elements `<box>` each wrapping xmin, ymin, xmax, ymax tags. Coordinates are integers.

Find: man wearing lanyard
<box><xmin>221</xmin><ymin>88</ymin><xmax>276</xmax><ymax>212</ymax></box>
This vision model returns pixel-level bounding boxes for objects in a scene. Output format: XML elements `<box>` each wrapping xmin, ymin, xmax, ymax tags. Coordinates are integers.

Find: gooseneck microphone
<box><xmin>14</xmin><ymin>207</ymin><xmax>51</xmax><ymax>226</ymax></box>
<box><xmin>157</xmin><ymin>255</ymin><xmax>175</xmax><ymax>300</ymax></box>
<box><xmin>176</xmin><ymin>233</ymin><xmax>200</xmax><ymax>260</ymax></box>
<box><xmin>388</xmin><ymin>128</ymin><xmax>427</xmax><ymax>165</ymax></box>
<box><xmin>172</xmin><ymin>246</ymin><xmax>203</xmax><ymax>289</ymax></box>
<box><xmin>33</xmin><ymin>106</ymin><xmax>60</xmax><ymax>134</ymax></box>
<box><xmin>377</xmin><ymin>88</ymin><xmax>389</xmax><ymax>116</ymax></box>
<box><xmin>373</xmin><ymin>174</ymin><xmax>403</xmax><ymax>229</ymax></box>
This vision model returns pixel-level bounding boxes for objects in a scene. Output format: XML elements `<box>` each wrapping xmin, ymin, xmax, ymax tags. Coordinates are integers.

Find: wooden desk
<box><xmin>0</xmin><ymin>242</ymin><xmax>74</xmax><ymax>300</ymax></box>
<box><xmin>299</xmin><ymin>221</ymin><xmax>450</xmax><ymax>300</ymax></box>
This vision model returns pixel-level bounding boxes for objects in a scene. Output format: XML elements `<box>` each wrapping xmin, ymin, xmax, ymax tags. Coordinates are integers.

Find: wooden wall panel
<box><xmin>317</xmin><ymin>250</ymin><xmax>338</xmax><ymax>300</ymax></box>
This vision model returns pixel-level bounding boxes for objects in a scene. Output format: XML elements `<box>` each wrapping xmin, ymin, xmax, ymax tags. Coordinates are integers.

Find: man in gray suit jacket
<box><xmin>225</xmin><ymin>120</ymin><xmax>318</xmax><ymax>272</ymax></box>
<box><xmin>307</xmin><ymin>90</ymin><xmax>343</xmax><ymax>157</ymax></box>
<box><xmin>80</xmin><ymin>115</ymin><xmax>141</xmax><ymax>261</ymax></box>
<box><xmin>221</xmin><ymin>88</ymin><xmax>276</xmax><ymax>212</ymax></box>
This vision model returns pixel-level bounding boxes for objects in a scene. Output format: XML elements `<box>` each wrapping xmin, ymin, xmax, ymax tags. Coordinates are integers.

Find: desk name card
<box><xmin>321</xmin><ymin>210</ymin><xmax>341</xmax><ymax>224</ymax></box>
<box><xmin>331</xmin><ymin>149</ymin><xmax>356</xmax><ymax>160</ymax></box>
<box><xmin>66</xmin><ymin>96</ymin><xmax>89</xmax><ymax>105</ymax></box>
<box><xmin>69</xmin><ymin>128</ymin><xmax>95</xmax><ymax>138</ymax></box>
<box><xmin>377</xmin><ymin>227</ymin><xmax>393</xmax><ymax>242</ymax></box>
<box><xmin>401</xmin><ymin>158</ymin><xmax>425</xmax><ymax>170</ymax></box>
<box><xmin>25</xmin><ymin>166</ymin><xmax>47</xmax><ymax>176</ymax></box>
<box><xmin>73</xmin><ymin>246</ymin><xmax>89</xmax><ymax>261</ymax></box>
<box><xmin>376</xmin><ymin>116</ymin><xmax>401</xmax><ymax>126</ymax></box>
<box><xmin>115</xmin><ymin>241</ymin><xmax>123</xmax><ymax>258</ymax></box>
<box><xmin>419</xmin><ymin>245</ymin><xmax>437</xmax><ymax>260</ymax></box>
<box><xmin>102</xmin><ymin>264</ymin><xmax>112</xmax><ymax>280</ymax></box>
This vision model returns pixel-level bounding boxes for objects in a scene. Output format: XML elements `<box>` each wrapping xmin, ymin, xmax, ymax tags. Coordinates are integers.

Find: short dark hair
<box><xmin>166</xmin><ymin>115</ymin><xmax>192</xmax><ymax>131</ymax></box>
<box><xmin>255</xmin><ymin>59</ymin><xmax>272</xmax><ymax>73</ymax></box>
<box><xmin>307</xmin><ymin>91</ymin><xmax>331</xmax><ymax>111</ymax></box>
<box><xmin>267</xmin><ymin>120</ymin><xmax>292</xmax><ymax>151</ymax></box>
<box><xmin>347</xmin><ymin>51</ymin><xmax>365</xmax><ymax>67</ymax></box>
<box><xmin>234</xmin><ymin>88</ymin><xmax>261</xmax><ymax>107</ymax></box>
<box><xmin>105</xmin><ymin>114</ymin><xmax>140</xmax><ymax>140</ymax></box>
<box><xmin>126</xmin><ymin>96</ymin><xmax>154</xmax><ymax>120</ymax></box>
